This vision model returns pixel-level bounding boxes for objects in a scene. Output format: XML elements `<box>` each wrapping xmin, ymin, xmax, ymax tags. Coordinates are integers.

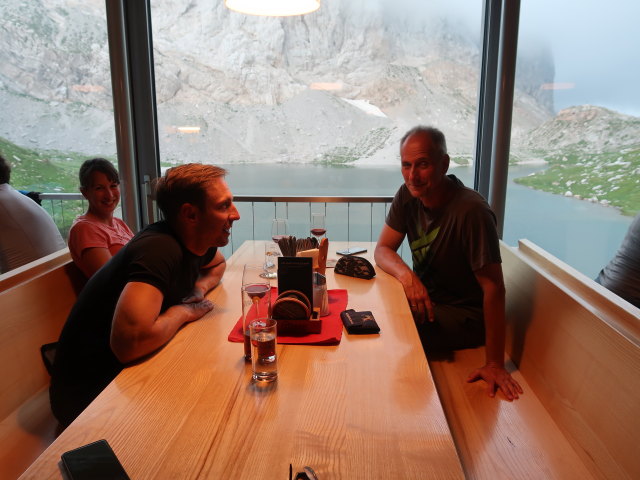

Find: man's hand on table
<box><xmin>177</xmin><ymin>298</ymin><xmax>214</xmax><ymax>322</ymax></box>
<box><xmin>466</xmin><ymin>363</ymin><xmax>523</xmax><ymax>401</ymax></box>
<box><xmin>182</xmin><ymin>285</ymin><xmax>207</xmax><ymax>304</ymax></box>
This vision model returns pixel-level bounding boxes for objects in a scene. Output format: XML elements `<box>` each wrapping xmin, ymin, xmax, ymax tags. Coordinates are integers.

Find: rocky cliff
<box><xmin>0</xmin><ymin>0</ymin><xmax>576</xmax><ymax>163</ymax></box>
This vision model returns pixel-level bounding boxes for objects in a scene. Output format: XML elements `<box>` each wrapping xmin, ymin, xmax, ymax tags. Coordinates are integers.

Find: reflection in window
<box><xmin>151</xmin><ymin>0</ymin><xmax>489</xmax><ymax>251</ymax></box>
<box><xmin>151</xmin><ymin>1</ymin><xmax>485</xmax><ymax>171</ymax></box>
<box><xmin>0</xmin><ymin>1</ymin><xmax>117</xmax><ymax>243</ymax></box>
<box><xmin>506</xmin><ymin>0</ymin><xmax>640</xmax><ymax>278</ymax></box>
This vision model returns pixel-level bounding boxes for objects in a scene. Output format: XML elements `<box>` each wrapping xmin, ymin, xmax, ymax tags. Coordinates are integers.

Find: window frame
<box><xmin>108</xmin><ymin>0</ymin><xmax>521</xmax><ymax>236</ymax></box>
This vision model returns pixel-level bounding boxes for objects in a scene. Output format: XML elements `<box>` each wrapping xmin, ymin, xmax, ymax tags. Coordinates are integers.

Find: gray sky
<box><xmin>384</xmin><ymin>0</ymin><xmax>640</xmax><ymax>117</ymax></box>
<box><xmin>519</xmin><ymin>0</ymin><xmax>640</xmax><ymax>116</ymax></box>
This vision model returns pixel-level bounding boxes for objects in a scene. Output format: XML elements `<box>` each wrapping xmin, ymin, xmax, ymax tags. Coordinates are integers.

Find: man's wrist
<box><xmin>398</xmin><ymin>269</ymin><xmax>416</xmax><ymax>287</ymax></box>
<box><xmin>485</xmin><ymin>360</ymin><xmax>504</xmax><ymax>369</ymax></box>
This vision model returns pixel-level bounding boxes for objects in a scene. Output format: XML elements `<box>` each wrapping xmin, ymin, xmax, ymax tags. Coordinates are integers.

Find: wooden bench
<box><xmin>427</xmin><ymin>240</ymin><xmax>640</xmax><ymax>480</ymax></box>
<box><xmin>0</xmin><ymin>249</ymin><xmax>85</xmax><ymax>480</ymax></box>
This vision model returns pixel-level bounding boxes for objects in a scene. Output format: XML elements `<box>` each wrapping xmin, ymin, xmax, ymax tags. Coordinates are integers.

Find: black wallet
<box><xmin>340</xmin><ymin>309</ymin><xmax>380</xmax><ymax>334</ymax></box>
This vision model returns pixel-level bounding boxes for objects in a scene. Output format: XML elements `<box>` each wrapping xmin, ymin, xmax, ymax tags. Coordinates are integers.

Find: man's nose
<box><xmin>230</xmin><ymin>203</ymin><xmax>240</xmax><ymax>221</ymax></box>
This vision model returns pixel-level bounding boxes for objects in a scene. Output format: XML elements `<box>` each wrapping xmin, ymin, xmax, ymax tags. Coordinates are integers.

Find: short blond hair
<box><xmin>155</xmin><ymin>163</ymin><xmax>227</xmax><ymax>223</ymax></box>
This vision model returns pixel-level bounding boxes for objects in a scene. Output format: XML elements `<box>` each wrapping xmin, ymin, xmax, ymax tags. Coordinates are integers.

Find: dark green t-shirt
<box><xmin>386</xmin><ymin>175</ymin><xmax>501</xmax><ymax>308</ymax></box>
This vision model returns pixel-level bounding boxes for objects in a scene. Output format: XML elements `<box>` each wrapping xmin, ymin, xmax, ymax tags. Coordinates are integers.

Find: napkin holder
<box><xmin>277</xmin><ymin>256</ymin><xmax>313</xmax><ymax>315</ymax></box>
<box><xmin>272</xmin><ymin>273</ymin><xmax>321</xmax><ymax>336</ymax></box>
<box><xmin>276</xmin><ymin>310</ymin><xmax>322</xmax><ymax>336</ymax></box>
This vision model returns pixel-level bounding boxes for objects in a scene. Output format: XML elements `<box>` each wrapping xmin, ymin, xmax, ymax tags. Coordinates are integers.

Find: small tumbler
<box><xmin>250</xmin><ymin>318</ymin><xmax>278</xmax><ymax>382</ymax></box>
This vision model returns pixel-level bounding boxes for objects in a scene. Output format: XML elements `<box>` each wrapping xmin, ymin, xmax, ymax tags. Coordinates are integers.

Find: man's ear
<box><xmin>178</xmin><ymin>203</ymin><xmax>199</xmax><ymax>224</ymax></box>
<box><xmin>443</xmin><ymin>154</ymin><xmax>450</xmax><ymax>172</ymax></box>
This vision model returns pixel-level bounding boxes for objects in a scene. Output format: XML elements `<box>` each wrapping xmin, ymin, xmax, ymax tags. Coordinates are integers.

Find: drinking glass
<box><xmin>310</xmin><ymin>213</ymin><xmax>326</xmax><ymax>240</ymax></box>
<box><xmin>264</xmin><ymin>241</ymin><xmax>280</xmax><ymax>279</ymax></box>
<box><xmin>271</xmin><ymin>218</ymin><xmax>290</xmax><ymax>242</ymax></box>
<box><xmin>241</xmin><ymin>264</ymin><xmax>271</xmax><ymax>361</ymax></box>
<box><xmin>250</xmin><ymin>318</ymin><xmax>278</xmax><ymax>382</ymax></box>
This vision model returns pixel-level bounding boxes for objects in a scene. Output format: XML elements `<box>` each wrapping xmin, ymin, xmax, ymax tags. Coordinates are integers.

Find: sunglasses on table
<box><xmin>289</xmin><ymin>464</ymin><xmax>318</xmax><ymax>480</ymax></box>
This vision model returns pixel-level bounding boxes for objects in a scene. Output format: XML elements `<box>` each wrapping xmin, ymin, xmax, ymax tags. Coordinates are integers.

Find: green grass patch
<box><xmin>514</xmin><ymin>147</ymin><xmax>640</xmax><ymax>216</ymax></box>
<box><xmin>0</xmin><ymin>136</ymin><xmax>114</xmax><ymax>192</ymax></box>
<box><xmin>0</xmin><ymin>136</ymin><xmax>115</xmax><ymax>238</ymax></box>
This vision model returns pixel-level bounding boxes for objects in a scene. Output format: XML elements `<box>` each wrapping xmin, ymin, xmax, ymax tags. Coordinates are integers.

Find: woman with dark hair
<box><xmin>68</xmin><ymin>158</ymin><xmax>134</xmax><ymax>278</ymax></box>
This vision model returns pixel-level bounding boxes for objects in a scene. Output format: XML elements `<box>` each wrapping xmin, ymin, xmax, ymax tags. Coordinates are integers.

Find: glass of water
<box><xmin>264</xmin><ymin>241</ymin><xmax>280</xmax><ymax>279</ymax></box>
<box><xmin>249</xmin><ymin>318</ymin><xmax>278</xmax><ymax>382</ymax></box>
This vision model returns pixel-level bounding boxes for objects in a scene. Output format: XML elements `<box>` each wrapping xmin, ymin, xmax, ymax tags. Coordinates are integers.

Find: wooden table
<box><xmin>20</xmin><ymin>241</ymin><xmax>463</xmax><ymax>479</ymax></box>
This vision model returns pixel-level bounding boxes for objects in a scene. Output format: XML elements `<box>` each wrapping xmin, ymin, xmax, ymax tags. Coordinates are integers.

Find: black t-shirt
<box><xmin>50</xmin><ymin>221</ymin><xmax>216</xmax><ymax>425</ymax></box>
<box><xmin>596</xmin><ymin>213</ymin><xmax>640</xmax><ymax>307</ymax></box>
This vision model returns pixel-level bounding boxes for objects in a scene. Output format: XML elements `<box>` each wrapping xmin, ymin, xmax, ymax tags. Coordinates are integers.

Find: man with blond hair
<box><xmin>50</xmin><ymin>163</ymin><xmax>240</xmax><ymax>427</ymax></box>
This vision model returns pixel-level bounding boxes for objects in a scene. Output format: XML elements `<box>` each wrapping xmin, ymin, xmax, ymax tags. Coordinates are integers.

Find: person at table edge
<box><xmin>50</xmin><ymin>163</ymin><xmax>241</xmax><ymax>427</ymax></box>
<box><xmin>0</xmin><ymin>153</ymin><xmax>66</xmax><ymax>273</ymax></box>
<box><xmin>375</xmin><ymin>126</ymin><xmax>523</xmax><ymax>401</ymax></box>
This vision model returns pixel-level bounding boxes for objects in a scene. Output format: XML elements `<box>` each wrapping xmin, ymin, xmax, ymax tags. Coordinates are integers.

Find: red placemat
<box><xmin>228</xmin><ymin>288</ymin><xmax>348</xmax><ymax>345</ymax></box>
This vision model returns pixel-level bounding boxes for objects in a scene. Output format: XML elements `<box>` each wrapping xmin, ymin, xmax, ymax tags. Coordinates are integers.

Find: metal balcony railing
<box><xmin>40</xmin><ymin>193</ymin><xmax>86</xmax><ymax>240</ymax></box>
<box><xmin>39</xmin><ymin>193</ymin><xmax>408</xmax><ymax>259</ymax></box>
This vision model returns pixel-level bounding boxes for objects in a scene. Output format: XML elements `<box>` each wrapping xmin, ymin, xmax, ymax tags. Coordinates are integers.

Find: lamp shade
<box><xmin>225</xmin><ymin>0</ymin><xmax>320</xmax><ymax>17</ymax></box>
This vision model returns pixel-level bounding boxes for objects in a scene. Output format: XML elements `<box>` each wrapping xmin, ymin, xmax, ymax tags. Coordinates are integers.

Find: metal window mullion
<box><xmin>105</xmin><ymin>0</ymin><xmax>141</xmax><ymax>232</ymax></box>
<box><xmin>489</xmin><ymin>0</ymin><xmax>521</xmax><ymax>238</ymax></box>
<box><xmin>474</xmin><ymin>0</ymin><xmax>502</xmax><ymax>198</ymax></box>
<box><xmin>107</xmin><ymin>0</ymin><xmax>161</xmax><ymax>231</ymax></box>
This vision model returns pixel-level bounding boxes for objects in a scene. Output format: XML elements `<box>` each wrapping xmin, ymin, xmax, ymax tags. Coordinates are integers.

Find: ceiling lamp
<box><xmin>225</xmin><ymin>0</ymin><xmax>320</xmax><ymax>17</ymax></box>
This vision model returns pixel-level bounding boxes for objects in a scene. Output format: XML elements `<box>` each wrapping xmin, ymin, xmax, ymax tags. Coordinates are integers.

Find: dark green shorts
<box><xmin>417</xmin><ymin>303</ymin><xmax>485</xmax><ymax>354</ymax></box>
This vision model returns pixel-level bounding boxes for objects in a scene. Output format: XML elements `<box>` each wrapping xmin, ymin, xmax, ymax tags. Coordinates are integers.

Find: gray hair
<box><xmin>400</xmin><ymin>126</ymin><xmax>448</xmax><ymax>156</ymax></box>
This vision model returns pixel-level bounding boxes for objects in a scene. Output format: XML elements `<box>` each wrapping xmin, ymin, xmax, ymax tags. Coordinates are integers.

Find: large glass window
<box><xmin>506</xmin><ymin>0</ymin><xmax>640</xmax><ymax>278</ymax></box>
<box><xmin>150</xmin><ymin>0</ymin><xmax>484</xmax><ymax>253</ymax></box>
<box><xmin>0</xmin><ymin>1</ymin><xmax>117</xmax><ymax>240</ymax></box>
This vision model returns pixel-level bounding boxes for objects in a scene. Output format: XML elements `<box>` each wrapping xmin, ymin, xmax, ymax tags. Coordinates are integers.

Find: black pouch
<box><xmin>40</xmin><ymin>342</ymin><xmax>58</xmax><ymax>376</ymax></box>
<box><xmin>340</xmin><ymin>309</ymin><xmax>380</xmax><ymax>334</ymax></box>
<box><xmin>334</xmin><ymin>255</ymin><xmax>376</xmax><ymax>279</ymax></box>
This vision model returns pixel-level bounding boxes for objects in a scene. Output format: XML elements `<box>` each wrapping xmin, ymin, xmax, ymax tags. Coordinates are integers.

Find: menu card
<box><xmin>277</xmin><ymin>256</ymin><xmax>313</xmax><ymax>307</ymax></box>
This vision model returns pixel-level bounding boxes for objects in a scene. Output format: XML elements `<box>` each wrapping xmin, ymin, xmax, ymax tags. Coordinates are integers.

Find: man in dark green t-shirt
<box><xmin>375</xmin><ymin>126</ymin><xmax>522</xmax><ymax>401</ymax></box>
<box><xmin>50</xmin><ymin>164</ymin><xmax>241</xmax><ymax>427</ymax></box>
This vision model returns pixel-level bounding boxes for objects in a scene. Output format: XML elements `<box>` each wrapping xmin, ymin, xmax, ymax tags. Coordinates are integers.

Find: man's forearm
<box><xmin>115</xmin><ymin>302</ymin><xmax>213</xmax><ymax>364</ymax></box>
<box><xmin>483</xmin><ymin>285</ymin><xmax>507</xmax><ymax>366</ymax></box>
<box><xmin>111</xmin><ymin>282</ymin><xmax>212</xmax><ymax>364</ymax></box>
<box><xmin>374</xmin><ymin>245</ymin><xmax>413</xmax><ymax>284</ymax></box>
<box><xmin>195</xmin><ymin>259</ymin><xmax>226</xmax><ymax>295</ymax></box>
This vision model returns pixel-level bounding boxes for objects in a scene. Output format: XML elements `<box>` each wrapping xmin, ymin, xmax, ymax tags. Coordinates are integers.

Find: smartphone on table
<box><xmin>61</xmin><ymin>439</ymin><xmax>130</xmax><ymax>480</ymax></box>
<box><xmin>336</xmin><ymin>246</ymin><xmax>367</xmax><ymax>256</ymax></box>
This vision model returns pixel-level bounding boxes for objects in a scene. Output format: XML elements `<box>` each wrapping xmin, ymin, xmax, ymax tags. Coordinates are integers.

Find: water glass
<box><xmin>250</xmin><ymin>318</ymin><xmax>278</xmax><ymax>382</ymax></box>
<box><xmin>242</xmin><ymin>264</ymin><xmax>271</xmax><ymax>361</ymax></box>
<box><xmin>264</xmin><ymin>241</ymin><xmax>280</xmax><ymax>279</ymax></box>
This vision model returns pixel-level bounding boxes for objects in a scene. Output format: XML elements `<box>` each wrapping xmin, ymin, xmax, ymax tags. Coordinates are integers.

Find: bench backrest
<box><xmin>501</xmin><ymin>242</ymin><xmax>640</xmax><ymax>480</ymax></box>
<box><xmin>0</xmin><ymin>249</ymin><xmax>84</xmax><ymax>420</ymax></box>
